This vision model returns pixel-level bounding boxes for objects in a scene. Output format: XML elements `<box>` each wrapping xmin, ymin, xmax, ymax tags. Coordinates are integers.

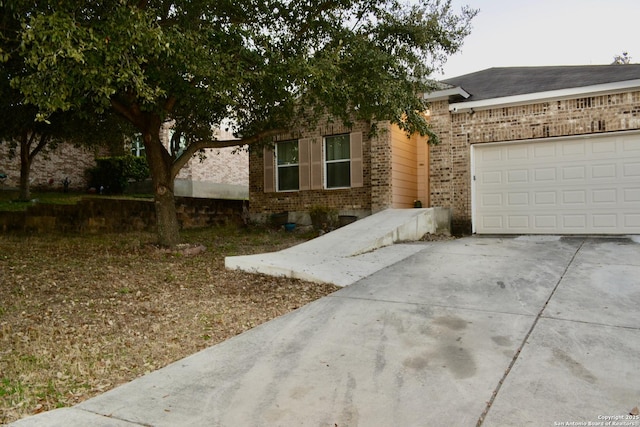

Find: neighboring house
<box><xmin>426</xmin><ymin>64</ymin><xmax>640</xmax><ymax>235</ymax></box>
<box><xmin>0</xmin><ymin>142</ymin><xmax>99</xmax><ymax>191</ymax></box>
<box><xmin>0</xmin><ymin>125</ymin><xmax>249</xmax><ymax>199</ymax></box>
<box><xmin>158</xmin><ymin>125</ymin><xmax>248</xmax><ymax>200</ymax></box>
<box><xmin>251</xmin><ymin>64</ymin><xmax>640</xmax><ymax>235</ymax></box>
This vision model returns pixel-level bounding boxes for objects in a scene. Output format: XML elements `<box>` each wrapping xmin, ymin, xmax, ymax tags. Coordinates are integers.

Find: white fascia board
<box><xmin>423</xmin><ymin>87</ymin><xmax>471</xmax><ymax>101</ymax></box>
<box><xmin>449</xmin><ymin>79</ymin><xmax>640</xmax><ymax>112</ymax></box>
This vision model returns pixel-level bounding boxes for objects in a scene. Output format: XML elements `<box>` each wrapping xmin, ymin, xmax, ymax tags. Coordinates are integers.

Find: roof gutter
<box><xmin>446</xmin><ymin>79</ymin><xmax>640</xmax><ymax>113</ymax></box>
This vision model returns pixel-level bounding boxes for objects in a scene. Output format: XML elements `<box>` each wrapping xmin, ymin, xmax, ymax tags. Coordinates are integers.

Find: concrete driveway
<box><xmin>9</xmin><ymin>236</ymin><xmax>640</xmax><ymax>426</ymax></box>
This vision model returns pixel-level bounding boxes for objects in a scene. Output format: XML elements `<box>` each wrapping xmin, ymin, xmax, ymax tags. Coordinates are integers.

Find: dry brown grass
<box><xmin>0</xmin><ymin>226</ymin><xmax>339</xmax><ymax>424</ymax></box>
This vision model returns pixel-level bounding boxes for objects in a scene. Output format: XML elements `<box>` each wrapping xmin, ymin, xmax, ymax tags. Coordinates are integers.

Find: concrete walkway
<box><xmin>9</xmin><ymin>236</ymin><xmax>640</xmax><ymax>426</ymax></box>
<box><xmin>226</xmin><ymin>208</ymin><xmax>451</xmax><ymax>286</ymax></box>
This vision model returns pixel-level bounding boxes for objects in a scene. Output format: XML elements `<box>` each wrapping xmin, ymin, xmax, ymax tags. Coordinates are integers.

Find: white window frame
<box><xmin>131</xmin><ymin>133</ymin><xmax>145</xmax><ymax>157</ymax></box>
<box><xmin>324</xmin><ymin>134</ymin><xmax>351</xmax><ymax>189</ymax></box>
<box><xmin>276</xmin><ymin>140</ymin><xmax>300</xmax><ymax>192</ymax></box>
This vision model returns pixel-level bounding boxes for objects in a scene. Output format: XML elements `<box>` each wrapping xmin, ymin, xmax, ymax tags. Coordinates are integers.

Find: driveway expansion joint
<box><xmin>475</xmin><ymin>238</ymin><xmax>586</xmax><ymax>426</ymax></box>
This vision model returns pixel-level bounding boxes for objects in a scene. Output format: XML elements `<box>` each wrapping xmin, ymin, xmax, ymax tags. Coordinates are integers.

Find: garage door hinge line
<box><xmin>475</xmin><ymin>238</ymin><xmax>586</xmax><ymax>427</ymax></box>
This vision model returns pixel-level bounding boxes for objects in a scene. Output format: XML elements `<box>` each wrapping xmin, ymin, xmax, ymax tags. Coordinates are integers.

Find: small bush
<box><xmin>309</xmin><ymin>205</ymin><xmax>337</xmax><ymax>231</ymax></box>
<box><xmin>87</xmin><ymin>156</ymin><xmax>150</xmax><ymax>194</ymax></box>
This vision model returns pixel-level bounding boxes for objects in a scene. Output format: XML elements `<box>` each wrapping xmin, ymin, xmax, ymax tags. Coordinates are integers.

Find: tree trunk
<box><xmin>18</xmin><ymin>149</ymin><xmax>31</xmax><ymax>201</ymax></box>
<box><xmin>143</xmin><ymin>124</ymin><xmax>181</xmax><ymax>248</ymax></box>
<box><xmin>18</xmin><ymin>135</ymin><xmax>32</xmax><ymax>201</ymax></box>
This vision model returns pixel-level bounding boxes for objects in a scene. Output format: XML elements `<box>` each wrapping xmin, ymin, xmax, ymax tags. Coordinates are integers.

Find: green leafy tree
<box><xmin>0</xmin><ymin>1</ymin><xmax>134</xmax><ymax>200</ymax></box>
<box><xmin>11</xmin><ymin>0</ymin><xmax>476</xmax><ymax>247</ymax></box>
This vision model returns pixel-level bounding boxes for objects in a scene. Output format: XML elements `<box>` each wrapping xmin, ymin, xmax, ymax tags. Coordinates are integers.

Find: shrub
<box><xmin>87</xmin><ymin>156</ymin><xmax>150</xmax><ymax>194</ymax></box>
<box><xmin>309</xmin><ymin>205</ymin><xmax>337</xmax><ymax>231</ymax></box>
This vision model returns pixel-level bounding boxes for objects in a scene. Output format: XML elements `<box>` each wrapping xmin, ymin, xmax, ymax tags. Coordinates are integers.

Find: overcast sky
<box><xmin>436</xmin><ymin>0</ymin><xmax>639</xmax><ymax>79</ymax></box>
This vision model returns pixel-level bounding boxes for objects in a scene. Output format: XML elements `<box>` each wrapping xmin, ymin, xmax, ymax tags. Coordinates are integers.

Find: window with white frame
<box><xmin>324</xmin><ymin>134</ymin><xmax>350</xmax><ymax>188</ymax></box>
<box><xmin>276</xmin><ymin>140</ymin><xmax>299</xmax><ymax>191</ymax></box>
<box><xmin>131</xmin><ymin>133</ymin><xmax>145</xmax><ymax>157</ymax></box>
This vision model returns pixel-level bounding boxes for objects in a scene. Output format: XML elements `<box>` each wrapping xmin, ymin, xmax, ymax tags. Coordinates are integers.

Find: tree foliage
<box><xmin>0</xmin><ymin>1</ymin><xmax>135</xmax><ymax>200</ymax></box>
<box><xmin>8</xmin><ymin>0</ymin><xmax>476</xmax><ymax>246</ymax></box>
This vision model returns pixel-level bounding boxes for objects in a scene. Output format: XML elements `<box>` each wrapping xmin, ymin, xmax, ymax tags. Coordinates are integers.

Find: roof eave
<box><xmin>423</xmin><ymin>86</ymin><xmax>471</xmax><ymax>102</ymax></box>
<box><xmin>448</xmin><ymin>79</ymin><xmax>640</xmax><ymax>113</ymax></box>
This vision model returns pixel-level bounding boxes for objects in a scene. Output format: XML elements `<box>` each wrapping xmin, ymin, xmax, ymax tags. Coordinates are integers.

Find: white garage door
<box><xmin>473</xmin><ymin>132</ymin><xmax>640</xmax><ymax>234</ymax></box>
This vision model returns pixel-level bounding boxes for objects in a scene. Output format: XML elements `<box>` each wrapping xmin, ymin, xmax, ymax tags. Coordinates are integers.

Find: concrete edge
<box><xmin>8</xmin><ymin>407</ymin><xmax>139</xmax><ymax>427</ymax></box>
<box><xmin>224</xmin><ymin>254</ymin><xmax>334</xmax><ymax>285</ymax></box>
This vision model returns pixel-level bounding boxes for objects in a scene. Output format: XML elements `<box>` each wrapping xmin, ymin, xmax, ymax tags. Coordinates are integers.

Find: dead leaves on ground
<box><xmin>0</xmin><ymin>228</ymin><xmax>339</xmax><ymax>424</ymax></box>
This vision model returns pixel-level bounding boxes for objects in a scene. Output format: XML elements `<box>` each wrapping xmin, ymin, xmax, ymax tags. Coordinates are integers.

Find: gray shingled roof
<box><xmin>441</xmin><ymin>65</ymin><xmax>640</xmax><ymax>102</ymax></box>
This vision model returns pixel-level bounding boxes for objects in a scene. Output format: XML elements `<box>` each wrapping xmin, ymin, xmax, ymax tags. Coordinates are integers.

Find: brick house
<box><xmin>251</xmin><ymin>64</ymin><xmax>640</xmax><ymax>234</ymax></box>
<box><xmin>249</xmin><ymin>116</ymin><xmax>431</xmax><ymax>225</ymax></box>
<box><xmin>158</xmin><ymin>125</ymin><xmax>248</xmax><ymax>200</ymax></box>
<box><xmin>0</xmin><ymin>125</ymin><xmax>249</xmax><ymax>199</ymax></box>
<box><xmin>0</xmin><ymin>142</ymin><xmax>102</xmax><ymax>192</ymax></box>
<box><xmin>427</xmin><ymin>65</ymin><xmax>640</xmax><ymax>235</ymax></box>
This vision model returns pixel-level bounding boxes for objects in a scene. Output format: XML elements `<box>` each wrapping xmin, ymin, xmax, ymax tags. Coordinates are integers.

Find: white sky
<box><xmin>436</xmin><ymin>0</ymin><xmax>639</xmax><ymax>79</ymax></box>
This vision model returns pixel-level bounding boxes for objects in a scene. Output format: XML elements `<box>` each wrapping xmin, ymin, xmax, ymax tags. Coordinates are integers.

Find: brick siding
<box><xmin>159</xmin><ymin>125</ymin><xmax>248</xmax><ymax>187</ymax></box>
<box><xmin>1</xmin><ymin>126</ymin><xmax>248</xmax><ymax>195</ymax></box>
<box><xmin>249</xmin><ymin>117</ymin><xmax>394</xmax><ymax>219</ymax></box>
<box><xmin>0</xmin><ymin>142</ymin><xmax>101</xmax><ymax>191</ymax></box>
<box><xmin>429</xmin><ymin>90</ymin><xmax>640</xmax><ymax>234</ymax></box>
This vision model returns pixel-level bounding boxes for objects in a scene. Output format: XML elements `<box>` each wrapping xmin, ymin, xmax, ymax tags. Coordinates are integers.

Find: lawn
<box><xmin>0</xmin><ymin>224</ymin><xmax>339</xmax><ymax>424</ymax></box>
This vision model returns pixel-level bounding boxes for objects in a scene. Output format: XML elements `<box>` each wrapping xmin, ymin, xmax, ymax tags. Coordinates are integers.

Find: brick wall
<box><xmin>430</xmin><ymin>90</ymin><xmax>640</xmax><ymax>234</ymax></box>
<box><xmin>0</xmin><ymin>142</ymin><xmax>101</xmax><ymax>191</ymax></box>
<box><xmin>0</xmin><ymin>197</ymin><xmax>244</xmax><ymax>233</ymax></box>
<box><xmin>249</xmin><ymin>117</ymin><xmax>393</xmax><ymax>220</ymax></box>
<box><xmin>159</xmin><ymin>125</ymin><xmax>249</xmax><ymax>187</ymax></box>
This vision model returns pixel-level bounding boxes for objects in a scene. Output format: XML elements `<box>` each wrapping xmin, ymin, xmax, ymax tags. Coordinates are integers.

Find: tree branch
<box><xmin>110</xmin><ymin>98</ymin><xmax>137</xmax><ymax>124</ymax></box>
<box><xmin>29</xmin><ymin>133</ymin><xmax>50</xmax><ymax>162</ymax></box>
<box><xmin>170</xmin><ymin>128</ymin><xmax>287</xmax><ymax>179</ymax></box>
<box><xmin>163</xmin><ymin>95</ymin><xmax>177</xmax><ymax>114</ymax></box>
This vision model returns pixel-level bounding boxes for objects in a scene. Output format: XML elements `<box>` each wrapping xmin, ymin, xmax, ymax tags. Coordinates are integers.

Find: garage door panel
<box><xmin>508</xmin><ymin>216</ymin><xmax>529</xmax><ymax>228</ymax></box>
<box><xmin>481</xmin><ymin>216</ymin><xmax>503</xmax><ymax>229</ymax></box>
<box><xmin>561</xmin><ymin>141</ymin><xmax>586</xmax><ymax>156</ymax></box>
<box><xmin>592</xmin><ymin>139</ymin><xmax>617</xmax><ymax>154</ymax></box>
<box><xmin>480</xmin><ymin>170</ymin><xmax>502</xmax><ymax>184</ymax></box>
<box><xmin>507</xmin><ymin>169</ymin><xmax>528</xmax><ymax>183</ymax></box>
<box><xmin>535</xmin><ymin>215</ymin><xmax>557</xmax><ymax>228</ymax></box>
<box><xmin>625</xmin><ymin>214</ymin><xmax>640</xmax><ymax>227</ymax></box>
<box><xmin>562</xmin><ymin>166</ymin><xmax>586</xmax><ymax>180</ymax></box>
<box><xmin>592</xmin><ymin>189</ymin><xmax>617</xmax><ymax>204</ymax></box>
<box><xmin>562</xmin><ymin>190</ymin><xmax>586</xmax><ymax>205</ymax></box>
<box><xmin>593</xmin><ymin>214</ymin><xmax>618</xmax><ymax>229</ymax></box>
<box><xmin>624</xmin><ymin>162</ymin><xmax>640</xmax><ymax>177</ymax></box>
<box><xmin>533</xmin><ymin>167</ymin><xmax>556</xmax><ymax>181</ymax></box>
<box><xmin>507</xmin><ymin>192</ymin><xmax>528</xmax><ymax>205</ymax></box>
<box><xmin>533</xmin><ymin>144</ymin><xmax>556</xmax><ymax>158</ymax></box>
<box><xmin>474</xmin><ymin>133</ymin><xmax>640</xmax><ymax>234</ymax></box>
<box><xmin>535</xmin><ymin>191</ymin><xmax>557</xmax><ymax>204</ymax></box>
<box><xmin>591</xmin><ymin>163</ymin><xmax>617</xmax><ymax>179</ymax></box>
<box><xmin>562</xmin><ymin>215</ymin><xmax>587</xmax><ymax>229</ymax></box>
<box><xmin>624</xmin><ymin>188</ymin><xmax>640</xmax><ymax>202</ymax></box>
